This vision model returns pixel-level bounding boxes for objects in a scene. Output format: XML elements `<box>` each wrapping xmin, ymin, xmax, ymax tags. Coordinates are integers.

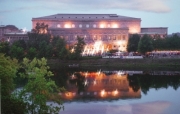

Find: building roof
<box><xmin>32</xmin><ymin>14</ymin><xmax>141</xmax><ymax>21</ymax></box>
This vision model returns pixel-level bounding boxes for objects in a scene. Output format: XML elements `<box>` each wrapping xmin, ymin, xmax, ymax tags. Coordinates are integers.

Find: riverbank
<box><xmin>48</xmin><ymin>58</ymin><xmax>180</xmax><ymax>71</ymax></box>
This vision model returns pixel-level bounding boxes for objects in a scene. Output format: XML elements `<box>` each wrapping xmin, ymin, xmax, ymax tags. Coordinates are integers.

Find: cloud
<box><xmin>0</xmin><ymin>0</ymin><xmax>171</xmax><ymax>13</ymax></box>
<box><xmin>40</xmin><ymin>0</ymin><xmax>171</xmax><ymax>13</ymax></box>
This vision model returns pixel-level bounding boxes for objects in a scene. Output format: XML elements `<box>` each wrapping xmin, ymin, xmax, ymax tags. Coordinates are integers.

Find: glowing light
<box><xmin>113</xmin><ymin>89</ymin><xmax>118</xmax><ymax>96</ymax></box>
<box><xmin>100</xmin><ymin>24</ymin><xmax>105</xmax><ymax>28</ymax></box>
<box><xmin>84</xmin><ymin>80</ymin><xmax>88</xmax><ymax>86</ymax></box>
<box><xmin>64</xmin><ymin>24</ymin><xmax>71</xmax><ymax>28</ymax></box>
<box><xmin>93</xmin><ymin>80</ymin><xmax>97</xmax><ymax>85</ymax></box>
<box><xmin>22</xmin><ymin>27</ymin><xmax>27</xmax><ymax>33</ymax></box>
<box><xmin>100</xmin><ymin>89</ymin><xmax>106</xmax><ymax>97</ymax></box>
<box><xmin>97</xmin><ymin>69</ymin><xmax>101</xmax><ymax>76</ymax></box>
<box><xmin>112</xmin><ymin>24</ymin><xmax>118</xmax><ymax>28</ymax></box>
<box><xmin>85</xmin><ymin>72</ymin><xmax>88</xmax><ymax>77</ymax></box>
<box><xmin>71</xmin><ymin>47</ymin><xmax>74</xmax><ymax>53</ymax></box>
<box><xmin>82</xmin><ymin>41</ymin><xmax>106</xmax><ymax>56</ymax></box>
<box><xmin>71</xmin><ymin>74</ymin><xmax>75</xmax><ymax>79</ymax></box>
<box><xmin>117</xmin><ymin>70</ymin><xmax>124</xmax><ymax>76</ymax></box>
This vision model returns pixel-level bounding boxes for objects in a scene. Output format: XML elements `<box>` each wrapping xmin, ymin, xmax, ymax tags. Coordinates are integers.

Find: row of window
<box><xmin>59</xmin><ymin>34</ymin><xmax>127</xmax><ymax>40</ymax></box>
<box><xmin>57</xmin><ymin>23</ymin><xmax>121</xmax><ymax>28</ymax></box>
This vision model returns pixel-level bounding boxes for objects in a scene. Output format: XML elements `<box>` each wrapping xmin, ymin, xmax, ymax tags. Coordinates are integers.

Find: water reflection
<box><xmin>53</xmin><ymin>69</ymin><xmax>180</xmax><ymax>101</ymax></box>
<box><xmin>60</xmin><ymin>70</ymin><xmax>143</xmax><ymax>101</ymax></box>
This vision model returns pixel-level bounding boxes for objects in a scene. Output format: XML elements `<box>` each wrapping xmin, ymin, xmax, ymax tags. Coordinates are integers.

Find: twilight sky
<box><xmin>0</xmin><ymin>0</ymin><xmax>179</xmax><ymax>34</ymax></box>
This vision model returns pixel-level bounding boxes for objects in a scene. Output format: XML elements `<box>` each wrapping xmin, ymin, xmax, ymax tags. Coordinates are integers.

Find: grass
<box><xmin>48</xmin><ymin>58</ymin><xmax>180</xmax><ymax>70</ymax></box>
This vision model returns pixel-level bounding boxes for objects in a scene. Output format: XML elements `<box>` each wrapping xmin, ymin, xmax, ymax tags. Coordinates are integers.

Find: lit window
<box><xmin>72</xmin><ymin>24</ymin><xmax>75</xmax><ymax>28</ymax></box>
<box><xmin>112</xmin><ymin>24</ymin><xmax>118</xmax><ymax>28</ymax></box>
<box><xmin>100</xmin><ymin>24</ymin><xmax>105</xmax><ymax>28</ymax></box>
<box><xmin>79</xmin><ymin>24</ymin><xmax>82</xmax><ymax>28</ymax></box>
<box><xmin>86</xmin><ymin>24</ymin><xmax>89</xmax><ymax>28</ymax></box>
<box><xmin>107</xmin><ymin>24</ymin><xmax>110</xmax><ymax>28</ymax></box>
<box><xmin>93</xmin><ymin>24</ymin><xmax>96</xmax><ymax>28</ymax></box>
<box><xmin>64</xmin><ymin>24</ymin><xmax>71</xmax><ymax>28</ymax></box>
<box><xmin>57</xmin><ymin>24</ymin><xmax>61</xmax><ymax>28</ymax></box>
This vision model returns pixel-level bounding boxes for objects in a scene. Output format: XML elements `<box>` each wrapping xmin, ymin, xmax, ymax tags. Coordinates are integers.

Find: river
<box><xmin>52</xmin><ymin>69</ymin><xmax>180</xmax><ymax>114</ymax></box>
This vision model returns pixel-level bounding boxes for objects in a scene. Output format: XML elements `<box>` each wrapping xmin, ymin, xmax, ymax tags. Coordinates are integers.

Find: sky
<box><xmin>0</xmin><ymin>0</ymin><xmax>179</xmax><ymax>34</ymax></box>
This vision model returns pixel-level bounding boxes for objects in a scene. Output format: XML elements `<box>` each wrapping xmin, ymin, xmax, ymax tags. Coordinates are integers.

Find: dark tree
<box><xmin>0</xmin><ymin>41</ymin><xmax>10</xmax><ymax>55</ymax></box>
<box><xmin>73</xmin><ymin>36</ymin><xmax>85</xmax><ymax>60</ymax></box>
<box><xmin>138</xmin><ymin>34</ymin><xmax>154</xmax><ymax>54</ymax></box>
<box><xmin>127</xmin><ymin>34</ymin><xmax>140</xmax><ymax>52</ymax></box>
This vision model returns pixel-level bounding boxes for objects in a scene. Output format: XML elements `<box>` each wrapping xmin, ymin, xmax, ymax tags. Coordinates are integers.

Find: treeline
<box><xmin>0</xmin><ymin>33</ymin><xmax>85</xmax><ymax>60</ymax></box>
<box><xmin>127</xmin><ymin>34</ymin><xmax>180</xmax><ymax>54</ymax></box>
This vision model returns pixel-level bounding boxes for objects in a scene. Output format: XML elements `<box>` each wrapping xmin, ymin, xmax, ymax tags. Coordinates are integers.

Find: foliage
<box><xmin>0</xmin><ymin>53</ymin><xmax>26</xmax><ymax>113</ymax></box>
<box><xmin>127</xmin><ymin>34</ymin><xmax>140</xmax><ymax>52</ymax></box>
<box><xmin>70</xmin><ymin>36</ymin><xmax>85</xmax><ymax>60</ymax></box>
<box><xmin>32</xmin><ymin>22</ymin><xmax>48</xmax><ymax>34</ymax></box>
<box><xmin>138</xmin><ymin>34</ymin><xmax>154</xmax><ymax>54</ymax></box>
<box><xmin>19</xmin><ymin>58</ymin><xmax>64</xmax><ymax>114</ymax></box>
<box><xmin>0</xmin><ymin>42</ymin><xmax>10</xmax><ymax>55</ymax></box>
<box><xmin>10</xmin><ymin>45</ymin><xmax>24</xmax><ymax>60</ymax></box>
<box><xmin>27</xmin><ymin>47</ymin><xmax>37</xmax><ymax>60</ymax></box>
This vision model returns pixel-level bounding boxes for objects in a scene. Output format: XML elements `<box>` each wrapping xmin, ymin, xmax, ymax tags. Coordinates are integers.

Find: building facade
<box><xmin>140</xmin><ymin>27</ymin><xmax>168</xmax><ymax>38</ymax></box>
<box><xmin>32</xmin><ymin>14</ymin><xmax>141</xmax><ymax>52</ymax></box>
<box><xmin>32</xmin><ymin>14</ymin><xmax>168</xmax><ymax>53</ymax></box>
<box><xmin>0</xmin><ymin>25</ymin><xmax>19</xmax><ymax>42</ymax></box>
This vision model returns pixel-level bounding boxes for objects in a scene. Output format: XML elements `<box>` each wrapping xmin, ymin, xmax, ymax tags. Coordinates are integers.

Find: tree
<box><xmin>19</xmin><ymin>58</ymin><xmax>64</xmax><ymax>114</ymax></box>
<box><xmin>32</xmin><ymin>22</ymin><xmax>48</xmax><ymax>34</ymax></box>
<box><xmin>0</xmin><ymin>53</ymin><xmax>26</xmax><ymax>113</ymax></box>
<box><xmin>59</xmin><ymin>47</ymin><xmax>69</xmax><ymax>60</ymax></box>
<box><xmin>38</xmin><ymin>41</ymin><xmax>48</xmax><ymax>58</ymax></box>
<box><xmin>138</xmin><ymin>35</ymin><xmax>154</xmax><ymax>54</ymax></box>
<box><xmin>127</xmin><ymin>34</ymin><xmax>140</xmax><ymax>52</ymax></box>
<box><xmin>51</xmin><ymin>36</ymin><xmax>67</xmax><ymax>57</ymax></box>
<box><xmin>0</xmin><ymin>41</ymin><xmax>10</xmax><ymax>55</ymax></box>
<box><xmin>72</xmin><ymin>36</ymin><xmax>85</xmax><ymax>60</ymax></box>
<box><xmin>10</xmin><ymin>45</ymin><xmax>24</xmax><ymax>60</ymax></box>
<box><xmin>152</xmin><ymin>35</ymin><xmax>165</xmax><ymax>51</ymax></box>
<box><xmin>26</xmin><ymin>47</ymin><xmax>37</xmax><ymax>60</ymax></box>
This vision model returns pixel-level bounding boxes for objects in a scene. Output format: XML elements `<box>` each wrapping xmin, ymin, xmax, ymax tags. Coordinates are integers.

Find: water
<box><xmin>52</xmin><ymin>69</ymin><xmax>180</xmax><ymax>114</ymax></box>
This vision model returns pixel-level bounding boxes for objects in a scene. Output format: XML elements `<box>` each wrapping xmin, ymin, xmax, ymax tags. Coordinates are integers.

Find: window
<box><xmin>86</xmin><ymin>24</ymin><xmax>89</xmax><ymax>28</ymax></box>
<box><xmin>57</xmin><ymin>24</ymin><xmax>61</xmax><ymax>28</ymax></box>
<box><xmin>94</xmin><ymin>35</ymin><xmax>97</xmax><ymax>40</ymax></box>
<box><xmin>118</xmin><ymin>35</ymin><xmax>121</xmax><ymax>40</ymax></box>
<box><xmin>122</xmin><ymin>35</ymin><xmax>126</xmax><ymax>40</ymax></box>
<box><xmin>107</xmin><ymin>24</ymin><xmax>110</xmax><ymax>28</ymax></box>
<box><xmin>93</xmin><ymin>24</ymin><xmax>96</xmax><ymax>28</ymax></box>
<box><xmin>113</xmin><ymin>36</ymin><xmax>116</xmax><ymax>40</ymax></box>
<box><xmin>79</xmin><ymin>24</ymin><xmax>82</xmax><ymax>28</ymax></box>
<box><xmin>72</xmin><ymin>24</ymin><xmax>75</xmax><ymax>28</ymax></box>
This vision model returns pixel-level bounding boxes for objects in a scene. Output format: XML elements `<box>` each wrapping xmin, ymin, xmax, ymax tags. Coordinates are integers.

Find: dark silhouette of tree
<box><xmin>138</xmin><ymin>34</ymin><xmax>154</xmax><ymax>54</ymax></box>
<box><xmin>127</xmin><ymin>34</ymin><xmax>140</xmax><ymax>52</ymax></box>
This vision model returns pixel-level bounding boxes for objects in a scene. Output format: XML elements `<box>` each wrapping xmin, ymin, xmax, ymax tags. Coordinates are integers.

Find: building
<box><xmin>0</xmin><ymin>25</ymin><xmax>29</xmax><ymax>44</ymax></box>
<box><xmin>32</xmin><ymin>14</ymin><xmax>142</xmax><ymax>53</ymax></box>
<box><xmin>32</xmin><ymin>14</ymin><xmax>167</xmax><ymax>53</ymax></box>
<box><xmin>0</xmin><ymin>25</ymin><xmax>19</xmax><ymax>42</ymax></box>
<box><xmin>140</xmin><ymin>27</ymin><xmax>168</xmax><ymax>38</ymax></box>
<box><xmin>4</xmin><ymin>32</ymin><xmax>29</xmax><ymax>44</ymax></box>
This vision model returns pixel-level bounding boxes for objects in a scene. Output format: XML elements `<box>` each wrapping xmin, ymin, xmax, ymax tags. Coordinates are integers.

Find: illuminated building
<box><xmin>32</xmin><ymin>14</ymin><xmax>168</xmax><ymax>53</ymax></box>
<box><xmin>32</xmin><ymin>14</ymin><xmax>142</xmax><ymax>52</ymax></box>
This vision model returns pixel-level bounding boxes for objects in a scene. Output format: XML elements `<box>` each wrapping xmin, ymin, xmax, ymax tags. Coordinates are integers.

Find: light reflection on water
<box><xmin>53</xmin><ymin>69</ymin><xmax>180</xmax><ymax>114</ymax></box>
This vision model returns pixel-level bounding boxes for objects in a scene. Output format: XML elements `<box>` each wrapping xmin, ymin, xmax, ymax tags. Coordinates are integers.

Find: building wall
<box><xmin>32</xmin><ymin>14</ymin><xmax>141</xmax><ymax>51</ymax></box>
<box><xmin>4</xmin><ymin>33</ymin><xmax>29</xmax><ymax>44</ymax></box>
<box><xmin>141</xmin><ymin>27</ymin><xmax>168</xmax><ymax>38</ymax></box>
